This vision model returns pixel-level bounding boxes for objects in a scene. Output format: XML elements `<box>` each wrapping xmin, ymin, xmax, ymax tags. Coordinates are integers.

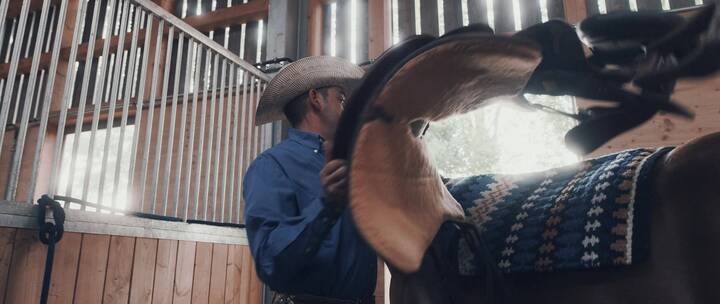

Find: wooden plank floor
<box><xmin>0</xmin><ymin>229</ymin><xmax>262</xmax><ymax>304</ymax></box>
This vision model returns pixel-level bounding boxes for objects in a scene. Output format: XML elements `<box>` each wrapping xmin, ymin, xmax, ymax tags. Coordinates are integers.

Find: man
<box><xmin>243</xmin><ymin>56</ymin><xmax>377</xmax><ymax>304</ymax></box>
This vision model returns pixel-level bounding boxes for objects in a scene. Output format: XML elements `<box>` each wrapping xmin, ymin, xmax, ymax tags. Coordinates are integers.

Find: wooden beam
<box><xmin>7</xmin><ymin>0</ymin><xmax>61</xmax><ymax>19</ymax></box>
<box><xmin>182</xmin><ymin>0</ymin><xmax>268</xmax><ymax>32</ymax></box>
<box><xmin>564</xmin><ymin>0</ymin><xmax>588</xmax><ymax>24</ymax></box>
<box><xmin>368</xmin><ymin>0</ymin><xmax>392</xmax><ymax>59</ymax></box>
<box><xmin>308</xmin><ymin>0</ymin><xmax>324</xmax><ymax>56</ymax></box>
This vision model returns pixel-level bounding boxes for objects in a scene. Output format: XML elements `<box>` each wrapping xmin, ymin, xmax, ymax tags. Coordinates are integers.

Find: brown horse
<box><xmin>389</xmin><ymin>131</ymin><xmax>720</xmax><ymax>304</ymax></box>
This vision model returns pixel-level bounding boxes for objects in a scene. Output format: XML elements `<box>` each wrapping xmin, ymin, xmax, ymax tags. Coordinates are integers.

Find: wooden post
<box><xmin>564</xmin><ymin>0</ymin><xmax>588</xmax><ymax>24</ymax></box>
<box><xmin>368</xmin><ymin>0</ymin><xmax>391</xmax><ymax>59</ymax></box>
<box><xmin>307</xmin><ymin>0</ymin><xmax>324</xmax><ymax>56</ymax></box>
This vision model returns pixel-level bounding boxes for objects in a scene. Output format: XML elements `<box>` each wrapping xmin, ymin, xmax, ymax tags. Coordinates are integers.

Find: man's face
<box><xmin>318</xmin><ymin>86</ymin><xmax>347</xmax><ymax>130</ymax></box>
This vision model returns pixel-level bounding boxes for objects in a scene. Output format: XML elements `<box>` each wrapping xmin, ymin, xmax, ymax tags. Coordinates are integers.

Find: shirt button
<box><xmin>313</xmin><ymin>149</ymin><xmax>318</xmax><ymax>153</ymax></box>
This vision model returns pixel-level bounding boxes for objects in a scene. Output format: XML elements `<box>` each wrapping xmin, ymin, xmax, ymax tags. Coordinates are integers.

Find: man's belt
<box><xmin>273</xmin><ymin>293</ymin><xmax>374</xmax><ymax>304</ymax></box>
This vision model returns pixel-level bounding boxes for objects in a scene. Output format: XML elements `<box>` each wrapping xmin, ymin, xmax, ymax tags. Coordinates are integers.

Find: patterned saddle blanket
<box><xmin>445</xmin><ymin>147</ymin><xmax>672</xmax><ymax>274</ymax></box>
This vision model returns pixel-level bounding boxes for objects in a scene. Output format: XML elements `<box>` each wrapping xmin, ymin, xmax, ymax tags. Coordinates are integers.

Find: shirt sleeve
<box><xmin>242</xmin><ymin>154</ymin><xmax>342</xmax><ymax>290</ymax></box>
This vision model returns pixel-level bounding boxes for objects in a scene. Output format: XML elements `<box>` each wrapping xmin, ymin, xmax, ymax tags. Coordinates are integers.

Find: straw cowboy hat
<box><xmin>255</xmin><ymin>56</ymin><xmax>365</xmax><ymax>125</ymax></box>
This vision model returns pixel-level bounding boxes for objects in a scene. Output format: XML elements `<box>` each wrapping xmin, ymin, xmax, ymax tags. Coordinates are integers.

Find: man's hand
<box><xmin>320</xmin><ymin>159</ymin><xmax>349</xmax><ymax>210</ymax></box>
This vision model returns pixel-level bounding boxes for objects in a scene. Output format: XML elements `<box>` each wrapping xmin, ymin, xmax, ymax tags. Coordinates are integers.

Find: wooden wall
<box><xmin>0</xmin><ymin>227</ymin><xmax>262</xmax><ymax>304</ymax></box>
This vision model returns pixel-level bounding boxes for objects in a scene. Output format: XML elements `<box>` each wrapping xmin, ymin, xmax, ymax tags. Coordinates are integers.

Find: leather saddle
<box><xmin>329</xmin><ymin>3</ymin><xmax>720</xmax><ymax>274</ymax></box>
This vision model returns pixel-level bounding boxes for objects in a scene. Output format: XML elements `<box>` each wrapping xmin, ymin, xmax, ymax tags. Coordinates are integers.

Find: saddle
<box><xmin>330</xmin><ymin>3</ymin><xmax>720</xmax><ymax>274</ymax></box>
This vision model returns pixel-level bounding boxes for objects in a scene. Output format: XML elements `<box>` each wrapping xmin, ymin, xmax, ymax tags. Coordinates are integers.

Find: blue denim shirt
<box><xmin>243</xmin><ymin>128</ymin><xmax>377</xmax><ymax>299</ymax></box>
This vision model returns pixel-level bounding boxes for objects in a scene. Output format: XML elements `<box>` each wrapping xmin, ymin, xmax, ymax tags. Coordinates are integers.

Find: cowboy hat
<box><xmin>254</xmin><ymin>56</ymin><xmax>364</xmax><ymax>125</ymax></box>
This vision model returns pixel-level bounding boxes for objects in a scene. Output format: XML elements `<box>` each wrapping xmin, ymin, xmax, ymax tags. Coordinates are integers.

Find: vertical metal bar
<box><xmin>33</xmin><ymin>5</ymin><xmax>57</xmax><ymax>120</ymax></box>
<box><xmin>66</xmin><ymin>0</ymin><xmax>109</xmax><ymax>200</ymax></box>
<box><xmin>47</xmin><ymin>0</ymin><xmax>87</xmax><ymax>196</ymax></box>
<box><xmin>138</xmin><ymin>19</ymin><xmax>166</xmax><ymax>212</ymax></box>
<box><xmin>97</xmin><ymin>0</ymin><xmax>131</xmax><ymax>208</ymax></box>
<box><xmin>0</xmin><ymin>0</ymin><xmax>31</xmax><ymax>173</ymax></box>
<box><xmin>0</xmin><ymin>0</ymin><xmax>10</xmax><ymax>53</ymax></box>
<box><xmin>149</xmin><ymin>26</ymin><xmax>175</xmax><ymax>214</ymax></box>
<box><xmin>183</xmin><ymin>43</ymin><xmax>202</xmax><ymax>219</ymax></box>
<box><xmin>210</xmin><ymin>59</ymin><xmax>227</xmax><ymax>222</ymax></box>
<box><xmin>127</xmin><ymin>12</ymin><xmax>153</xmax><ymax>209</ymax></box>
<box><xmin>12</xmin><ymin>11</ymin><xmax>37</xmax><ymax>125</ymax></box>
<box><xmin>220</xmin><ymin>64</ymin><xmax>235</xmax><ymax>222</ymax></box>
<box><xmin>168</xmin><ymin>40</ymin><xmax>191</xmax><ymax>217</ymax></box>
<box><xmin>254</xmin><ymin>79</ymin><xmax>261</xmax><ymax>156</ymax></box>
<box><xmin>193</xmin><ymin>50</ymin><xmax>212</xmax><ymax>220</ymax></box>
<box><xmin>236</xmin><ymin>71</ymin><xmax>249</xmax><ymax>223</ymax></box>
<box><xmin>202</xmin><ymin>54</ymin><xmax>220</xmax><ymax>221</ymax></box>
<box><xmin>27</xmin><ymin>0</ymin><xmax>70</xmax><ymax>201</ymax></box>
<box><xmin>81</xmin><ymin>0</ymin><xmax>119</xmax><ymax>205</ymax></box>
<box><xmin>161</xmin><ymin>32</ymin><xmax>186</xmax><ymax>216</ymax></box>
<box><xmin>226</xmin><ymin>66</ymin><xmax>238</xmax><ymax>222</ymax></box>
<box><xmin>6</xmin><ymin>0</ymin><xmax>52</xmax><ymax>201</ymax></box>
<box><xmin>178</xmin><ymin>41</ymin><xmax>199</xmax><ymax>219</ymax></box>
<box><xmin>111</xmin><ymin>6</ymin><xmax>143</xmax><ymax>211</ymax></box>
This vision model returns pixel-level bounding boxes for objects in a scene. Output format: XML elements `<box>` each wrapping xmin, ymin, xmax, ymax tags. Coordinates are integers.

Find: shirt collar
<box><xmin>288</xmin><ymin>128</ymin><xmax>325</xmax><ymax>152</ymax></box>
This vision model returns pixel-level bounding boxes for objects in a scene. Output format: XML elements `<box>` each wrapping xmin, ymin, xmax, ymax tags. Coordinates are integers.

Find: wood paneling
<box><xmin>547</xmin><ymin>0</ymin><xmax>566</xmax><ymax>20</ymax></box>
<box><xmin>467</xmin><ymin>0</ymin><xmax>488</xmax><ymax>24</ymax></box>
<box><xmin>75</xmin><ymin>234</ymin><xmax>111</xmax><ymax>303</ymax></box>
<box><xmin>669</xmin><ymin>0</ymin><xmax>696</xmax><ymax>9</ymax></box>
<box><xmin>129</xmin><ymin>238</ymin><xmax>159</xmax><ymax>304</ymax></box>
<box><xmin>419</xmin><ymin>0</ymin><xmax>439</xmax><ymax>36</ymax></box>
<box><xmin>637</xmin><ymin>0</ymin><xmax>663</xmax><ymax>10</ymax></box>
<box><xmin>209</xmin><ymin>244</ymin><xmax>229</xmax><ymax>303</ymax></box>
<box><xmin>192</xmin><ymin>242</ymin><xmax>213</xmax><ymax>304</ymax></box>
<box><xmin>444</xmin><ymin>0</ymin><xmax>464</xmax><ymax>32</ymax></box>
<box><xmin>520</xmin><ymin>0</ymin><xmax>542</xmax><ymax>29</ymax></box>
<box><xmin>174</xmin><ymin>241</ymin><xmax>197</xmax><ymax>304</ymax></box>
<box><xmin>493</xmin><ymin>0</ymin><xmax>515</xmax><ymax>33</ymax></box>
<box><xmin>0</xmin><ymin>228</ymin><xmax>16</xmax><ymax>304</ymax></box>
<box><xmin>368</xmin><ymin>0</ymin><xmax>391</xmax><ymax>59</ymax></box>
<box><xmin>4</xmin><ymin>230</ymin><xmax>45</xmax><ymax>304</ymax></box>
<box><xmin>224</xmin><ymin>244</ymin><xmax>244</xmax><ymax>304</ymax></box>
<box><xmin>397</xmin><ymin>0</ymin><xmax>417</xmax><ymax>40</ymax></box>
<box><xmin>585</xmin><ymin>76</ymin><xmax>720</xmax><ymax>156</ymax></box>
<box><xmin>47</xmin><ymin>232</ymin><xmax>82</xmax><ymax>304</ymax></box>
<box><xmin>153</xmin><ymin>239</ymin><xmax>179</xmax><ymax>304</ymax></box>
<box><xmin>104</xmin><ymin>236</ymin><xmax>136</xmax><ymax>303</ymax></box>
<box><xmin>0</xmin><ymin>229</ymin><xmax>262</xmax><ymax>304</ymax></box>
<box><xmin>606</xmin><ymin>0</ymin><xmax>631</xmax><ymax>12</ymax></box>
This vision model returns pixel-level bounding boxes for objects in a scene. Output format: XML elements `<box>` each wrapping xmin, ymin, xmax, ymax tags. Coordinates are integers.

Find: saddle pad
<box><xmin>446</xmin><ymin>147</ymin><xmax>672</xmax><ymax>274</ymax></box>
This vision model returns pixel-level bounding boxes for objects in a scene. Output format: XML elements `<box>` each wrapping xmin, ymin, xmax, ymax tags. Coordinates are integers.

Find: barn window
<box><xmin>424</xmin><ymin>95</ymin><xmax>580</xmax><ymax>177</ymax></box>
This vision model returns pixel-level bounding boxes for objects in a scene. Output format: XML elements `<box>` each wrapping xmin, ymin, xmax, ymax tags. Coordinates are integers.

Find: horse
<box><xmin>328</xmin><ymin>4</ymin><xmax>720</xmax><ymax>304</ymax></box>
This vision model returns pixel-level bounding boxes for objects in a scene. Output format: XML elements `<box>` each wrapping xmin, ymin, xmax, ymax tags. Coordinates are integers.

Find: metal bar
<box><xmin>138</xmin><ymin>19</ymin><xmax>165</xmax><ymax>212</ymax></box>
<box><xmin>149</xmin><ymin>26</ymin><xmax>175</xmax><ymax>215</ymax></box>
<box><xmin>183</xmin><ymin>44</ymin><xmax>203</xmax><ymax>220</ymax></box>
<box><xmin>12</xmin><ymin>11</ymin><xmax>37</xmax><ymax>125</ymax></box>
<box><xmin>7</xmin><ymin>0</ymin><xmax>52</xmax><ymax>201</ymax></box>
<box><xmin>176</xmin><ymin>41</ymin><xmax>197</xmax><ymax>218</ymax></box>
<box><xmin>0</xmin><ymin>0</ymin><xmax>31</xmax><ymax>177</ymax></box>
<box><xmin>111</xmin><ymin>5</ymin><xmax>143</xmax><ymax>211</ymax></box>
<box><xmin>0</xmin><ymin>0</ymin><xmax>11</xmax><ymax>56</ymax></box>
<box><xmin>210</xmin><ymin>59</ymin><xmax>227</xmax><ymax>221</ymax></box>
<box><xmin>161</xmin><ymin>32</ymin><xmax>186</xmax><ymax>216</ymax></box>
<box><xmin>193</xmin><ymin>50</ymin><xmax>212</xmax><ymax>220</ymax></box>
<box><xmin>236</xmin><ymin>71</ymin><xmax>248</xmax><ymax>224</ymax></box>
<box><xmin>82</xmin><ymin>0</ymin><xmax>119</xmax><ymax>205</ymax></box>
<box><xmin>255</xmin><ymin>79</ymin><xmax>262</xmax><ymax>155</ymax></box>
<box><xmin>202</xmin><ymin>53</ymin><xmax>220</xmax><ymax>221</ymax></box>
<box><xmin>127</xmin><ymin>12</ymin><xmax>153</xmax><ymax>209</ymax></box>
<box><xmin>33</xmin><ymin>5</ymin><xmax>56</xmax><ymax>120</ymax></box>
<box><xmin>97</xmin><ymin>0</ymin><xmax>131</xmax><ymax>208</ymax></box>
<box><xmin>226</xmin><ymin>66</ymin><xmax>238</xmax><ymax>223</ymax></box>
<box><xmin>68</xmin><ymin>0</ymin><xmax>109</xmax><ymax>199</ymax></box>
<box><xmin>47</xmin><ymin>0</ymin><xmax>88</xmax><ymax>196</ymax></box>
<box><xmin>130</xmin><ymin>0</ymin><xmax>269</xmax><ymax>81</ymax></box>
<box><xmin>220</xmin><ymin>64</ymin><xmax>234</xmax><ymax>222</ymax></box>
<box><xmin>245</xmin><ymin>76</ymin><xmax>255</xmax><ymax>175</ymax></box>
